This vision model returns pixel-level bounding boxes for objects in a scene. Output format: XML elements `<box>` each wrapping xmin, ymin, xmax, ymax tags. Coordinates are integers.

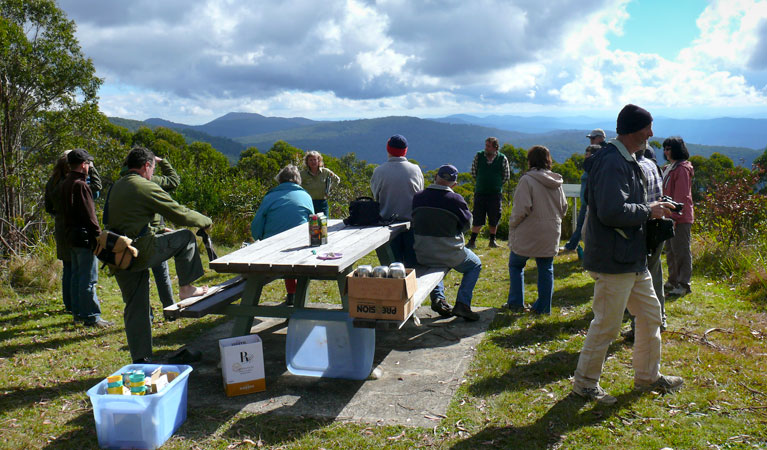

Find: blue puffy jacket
<box><xmin>251</xmin><ymin>183</ymin><xmax>314</xmax><ymax>240</ymax></box>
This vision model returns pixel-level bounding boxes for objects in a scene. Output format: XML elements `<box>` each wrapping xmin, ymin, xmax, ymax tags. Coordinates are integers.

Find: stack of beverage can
<box><xmin>355</xmin><ymin>265</ymin><xmax>373</xmax><ymax>277</ymax></box>
<box><xmin>388</xmin><ymin>262</ymin><xmax>406</xmax><ymax>278</ymax></box>
<box><xmin>106</xmin><ymin>375</ymin><xmax>123</xmax><ymax>395</ymax></box>
<box><xmin>129</xmin><ymin>371</ymin><xmax>147</xmax><ymax>396</ymax></box>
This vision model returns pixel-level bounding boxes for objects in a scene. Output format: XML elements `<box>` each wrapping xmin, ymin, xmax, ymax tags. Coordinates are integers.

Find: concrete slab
<box><xmin>184</xmin><ymin>303</ymin><xmax>495</xmax><ymax>427</ymax></box>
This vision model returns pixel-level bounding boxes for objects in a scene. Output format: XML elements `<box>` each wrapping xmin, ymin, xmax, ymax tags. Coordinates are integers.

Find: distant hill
<box><xmin>436</xmin><ymin>114</ymin><xmax>767</xmax><ymax>151</ymax></box>
<box><xmin>146</xmin><ymin>112</ymin><xmax>318</xmax><ymax>139</ymax></box>
<box><xmin>109</xmin><ymin>113</ymin><xmax>765</xmax><ymax>170</ymax></box>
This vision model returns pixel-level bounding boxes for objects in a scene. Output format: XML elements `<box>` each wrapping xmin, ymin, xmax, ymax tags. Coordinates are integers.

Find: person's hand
<box><xmin>155</xmin><ymin>156</ymin><xmax>163</xmax><ymax>163</ymax></box>
<box><xmin>648</xmin><ymin>201</ymin><xmax>674</xmax><ymax>219</ymax></box>
<box><xmin>163</xmin><ymin>227</ymin><xmax>173</xmax><ymax>233</ymax></box>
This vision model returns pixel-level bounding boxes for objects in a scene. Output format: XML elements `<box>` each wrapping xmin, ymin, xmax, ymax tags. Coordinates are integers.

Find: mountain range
<box><xmin>109</xmin><ymin>112</ymin><xmax>766</xmax><ymax>171</ymax></box>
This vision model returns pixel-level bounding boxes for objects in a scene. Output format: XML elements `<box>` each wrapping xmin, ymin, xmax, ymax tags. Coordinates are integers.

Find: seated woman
<box><xmin>300</xmin><ymin>150</ymin><xmax>340</xmax><ymax>218</ymax></box>
<box><xmin>505</xmin><ymin>146</ymin><xmax>568</xmax><ymax>314</ymax></box>
<box><xmin>251</xmin><ymin>164</ymin><xmax>314</xmax><ymax>304</ymax></box>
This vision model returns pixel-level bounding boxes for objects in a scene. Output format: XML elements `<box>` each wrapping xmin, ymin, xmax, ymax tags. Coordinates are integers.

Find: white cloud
<box><xmin>58</xmin><ymin>0</ymin><xmax>767</xmax><ymax>123</ymax></box>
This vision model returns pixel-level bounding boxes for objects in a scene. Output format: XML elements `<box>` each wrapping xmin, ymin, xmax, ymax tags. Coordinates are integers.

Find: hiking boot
<box><xmin>431</xmin><ymin>298</ymin><xmax>453</xmax><ymax>317</ymax></box>
<box><xmin>452</xmin><ymin>302</ymin><xmax>479</xmax><ymax>321</ymax></box>
<box><xmin>622</xmin><ymin>329</ymin><xmax>635</xmax><ymax>343</ymax></box>
<box><xmin>663</xmin><ymin>281</ymin><xmax>676</xmax><ymax>292</ymax></box>
<box><xmin>572</xmin><ymin>384</ymin><xmax>617</xmax><ymax>405</ymax></box>
<box><xmin>636</xmin><ymin>375</ymin><xmax>684</xmax><ymax>393</ymax></box>
<box><xmin>285</xmin><ymin>293</ymin><xmax>295</xmax><ymax>306</ymax></box>
<box><xmin>83</xmin><ymin>317</ymin><xmax>114</xmax><ymax>328</ymax></box>
<box><xmin>488</xmin><ymin>238</ymin><xmax>499</xmax><ymax>248</ymax></box>
<box><xmin>466</xmin><ymin>239</ymin><xmax>476</xmax><ymax>249</ymax></box>
<box><xmin>668</xmin><ymin>286</ymin><xmax>691</xmax><ymax>297</ymax></box>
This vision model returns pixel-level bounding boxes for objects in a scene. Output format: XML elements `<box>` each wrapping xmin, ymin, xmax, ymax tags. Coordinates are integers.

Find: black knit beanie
<box><xmin>616</xmin><ymin>104</ymin><xmax>653</xmax><ymax>135</ymax></box>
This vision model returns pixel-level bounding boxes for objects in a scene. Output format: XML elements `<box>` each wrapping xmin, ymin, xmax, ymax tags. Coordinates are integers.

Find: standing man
<box><xmin>61</xmin><ymin>149</ymin><xmax>112</xmax><ymax>327</ymax></box>
<box><xmin>572</xmin><ymin>105</ymin><xmax>683</xmax><ymax>405</ymax></box>
<box><xmin>412</xmin><ymin>165</ymin><xmax>482</xmax><ymax>321</ymax></box>
<box><xmin>370</xmin><ymin>135</ymin><xmax>451</xmax><ymax>317</ymax></box>
<box><xmin>467</xmin><ymin>137</ymin><xmax>510</xmax><ymax>249</ymax></box>
<box><xmin>562</xmin><ymin>143</ymin><xmax>601</xmax><ymax>254</ymax></box>
<box><xmin>106</xmin><ymin>146</ymin><xmax>211</xmax><ymax>363</ymax></box>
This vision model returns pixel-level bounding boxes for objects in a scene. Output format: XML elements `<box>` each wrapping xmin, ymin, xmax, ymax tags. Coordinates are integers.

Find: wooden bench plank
<box><xmin>352</xmin><ymin>266</ymin><xmax>450</xmax><ymax>330</ymax></box>
<box><xmin>163</xmin><ymin>276</ymin><xmax>245</xmax><ymax>319</ymax></box>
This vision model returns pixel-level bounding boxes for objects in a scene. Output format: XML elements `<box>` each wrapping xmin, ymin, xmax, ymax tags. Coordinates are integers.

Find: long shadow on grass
<box><xmin>450</xmin><ymin>389</ymin><xmax>645</xmax><ymax>450</ymax></box>
<box><xmin>0</xmin><ymin>376</ymin><xmax>103</xmax><ymax>415</ymax></box>
<box><xmin>41</xmin><ymin>410</ymin><xmax>99</xmax><ymax>450</ymax></box>
<box><xmin>489</xmin><ymin>311</ymin><xmax>593</xmax><ymax>350</ymax></box>
<box><xmin>0</xmin><ymin>326</ymin><xmax>124</xmax><ymax>359</ymax></box>
<box><xmin>467</xmin><ymin>340</ymin><xmax>624</xmax><ymax>397</ymax></box>
<box><xmin>116</xmin><ymin>316</ymin><xmax>229</xmax><ymax>355</ymax></box>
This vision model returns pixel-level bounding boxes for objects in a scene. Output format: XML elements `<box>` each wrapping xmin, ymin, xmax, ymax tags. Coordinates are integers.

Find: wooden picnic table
<box><xmin>208</xmin><ymin>219</ymin><xmax>409</xmax><ymax>337</ymax></box>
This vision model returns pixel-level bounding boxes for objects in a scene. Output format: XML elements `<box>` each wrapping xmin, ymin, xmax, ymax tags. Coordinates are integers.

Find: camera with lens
<box><xmin>661</xmin><ymin>195</ymin><xmax>683</xmax><ymax>213</ymax></box>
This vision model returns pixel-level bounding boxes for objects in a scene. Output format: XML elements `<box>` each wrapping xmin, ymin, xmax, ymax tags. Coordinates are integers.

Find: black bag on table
<box><xmin>343</xmin><ymin>196</ymin><xmax>399</xmax><ymax>226</ymax></box>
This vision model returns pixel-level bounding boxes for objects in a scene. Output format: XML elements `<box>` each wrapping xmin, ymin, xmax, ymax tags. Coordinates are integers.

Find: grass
<box><xmin>1</xmin><ymin>237</ymin><xmax>766</xmax><ymax>449</ymax></box>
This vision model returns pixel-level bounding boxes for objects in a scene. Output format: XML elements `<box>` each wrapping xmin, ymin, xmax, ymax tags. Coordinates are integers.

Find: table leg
<box><xmin>336</xmin><ymin>266</ymin><xmax>353</xmax><ymax>311</ymax></box>
<box><xmin>376</xmin><ymin>242</ymin><xmax>396</xmax><ymax>266</ymax></box>
<box><xmin>231</xmin><ymin>275</ymin><xmax>266</xmax><ymax>337</ymax></box>
<box><xmin>293</xmin><ymin>277</ymin><xmax>310</xmax><ymax>308</ymax></box>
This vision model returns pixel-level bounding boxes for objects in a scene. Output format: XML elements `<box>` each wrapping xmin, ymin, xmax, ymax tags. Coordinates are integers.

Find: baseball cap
<box><xmin>587</xmin><ymin>129</ymin><xmax>606</xmax><ymax>138</ymax></box>
<box><xmin>437</xmin><ymin>164</ymin><xmax>458</xmax><ymax>182</ymax></box>
<box><xmin>67</xmin><ymin>148</ymin><xmax>94</xmax><ymax>164</ymax></box>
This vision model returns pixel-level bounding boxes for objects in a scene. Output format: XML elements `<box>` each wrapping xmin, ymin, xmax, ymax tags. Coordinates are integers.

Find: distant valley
<box><xmin>109</xmin><ymin>112</ymin><xmax>765</xmax><ymax>171</ymax></box>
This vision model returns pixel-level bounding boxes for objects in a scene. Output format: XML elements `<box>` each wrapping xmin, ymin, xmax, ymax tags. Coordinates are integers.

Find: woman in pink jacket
<box><xmin>505</xmin><ymin>146</ymin><xmax>568</xmax><ymax>314</ymax></box>
<box><xmin>662</xmin><ymin>137</ymin><xmax>695</xmax><ymax>296</ymax></box>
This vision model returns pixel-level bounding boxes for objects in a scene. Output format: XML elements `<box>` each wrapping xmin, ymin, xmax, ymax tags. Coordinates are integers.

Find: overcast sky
<box><xmin>57</xmin><ymin>0</ymin><xmax>767</xmax><ymax>124</ymax></box>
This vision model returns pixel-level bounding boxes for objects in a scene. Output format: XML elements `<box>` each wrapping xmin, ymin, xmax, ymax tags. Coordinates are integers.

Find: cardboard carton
<box><xmin>346</xmin><ymin>268</ymin><xmax>417</xmax><ymax>321</ymax></box>
<box><xmin>219</xmin><ymin>334</ymin><xmax>266</xmax><ymax>397</ymax></box>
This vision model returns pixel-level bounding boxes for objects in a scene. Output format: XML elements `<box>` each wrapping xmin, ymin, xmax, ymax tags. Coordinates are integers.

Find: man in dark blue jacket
<box><xmin>572</xmin><ymin>105</ymin><xmax>683</xmax><ymax>405</ymax></box>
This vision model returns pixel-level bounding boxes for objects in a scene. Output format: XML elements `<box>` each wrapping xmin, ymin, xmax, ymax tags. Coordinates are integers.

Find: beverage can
<box><xmin>372</xmin><ymin>265</ymin><xmax>389</xmax><ymax>278</ymax></box>
<box><xmin>356</xmin><ymin>265</ymin><xmax>373</xmax><ymax>277</ymax></box>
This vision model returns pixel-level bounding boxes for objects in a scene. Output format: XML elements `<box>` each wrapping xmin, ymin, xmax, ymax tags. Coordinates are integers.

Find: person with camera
<box><xmin>661</xmin><ymin>137</ymin><xmax>695</xmax><ymax>297</ymax></box>
<box><xmin>572</xmin><ymin>105</ymin><xmax>683</xmax><ymax>405</ymax></box>
<box><xmin>624</xmin><ymin>141</ymin><xmax>669</xmax><ymax>342</ymax></box>
<box><xmin>61</xmin><ymin>149</ymin><xmax>112</xmax><ymax>328</ymax></box>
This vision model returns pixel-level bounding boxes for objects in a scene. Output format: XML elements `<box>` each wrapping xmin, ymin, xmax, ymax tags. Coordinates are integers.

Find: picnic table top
<box><xmin>209</xmin><ymin>219</ymin><xmax>409</xmax><ymax>277</ymax></box>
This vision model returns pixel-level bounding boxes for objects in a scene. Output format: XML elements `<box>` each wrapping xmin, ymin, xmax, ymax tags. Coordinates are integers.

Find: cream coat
<box><xmin>507</xmin><ymin>168</ymin><xmax>568</xmax><ymax>257</ymax></box>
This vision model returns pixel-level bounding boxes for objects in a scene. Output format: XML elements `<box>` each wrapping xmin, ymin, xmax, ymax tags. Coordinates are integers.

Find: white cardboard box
<box><xmin>219</xmin><ymin>334</ymin><xmax>266</xmax><ymax>397</ymax></box>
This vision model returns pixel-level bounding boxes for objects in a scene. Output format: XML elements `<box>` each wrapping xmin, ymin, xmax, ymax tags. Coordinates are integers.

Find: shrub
<box><xmin>0</xmin><ymin>240</ymin><xmax>60</xmax><ymax>295</ymax></box>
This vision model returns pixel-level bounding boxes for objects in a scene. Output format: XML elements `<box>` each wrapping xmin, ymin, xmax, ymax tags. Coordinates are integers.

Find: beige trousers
<box><xmin>574</xmin><ymin>270</ymin><xmax>663</xmax><ymax>389</ymax></box>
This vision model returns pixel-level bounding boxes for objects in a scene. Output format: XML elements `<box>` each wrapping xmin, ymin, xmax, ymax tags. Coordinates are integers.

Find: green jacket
<box><xmin>106</xmin><ymin>172</ymin><xmax>211</xmax><ymax>270</ymax></box>
<box><xmin>119</xmin><ymin>158</ymin><xmax>181</xmax><ymax>229</ymax></box>
<box><xmin>299</xmin><ymin>167</ymin><xmax>340</xmax><ymax>200</ymax></box>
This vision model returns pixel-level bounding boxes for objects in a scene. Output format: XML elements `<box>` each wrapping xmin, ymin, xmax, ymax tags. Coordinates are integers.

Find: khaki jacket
<box><xmin>507</xmin><ymin>169</ymin><xmax>568</xmax><ymax>258</ymax></box>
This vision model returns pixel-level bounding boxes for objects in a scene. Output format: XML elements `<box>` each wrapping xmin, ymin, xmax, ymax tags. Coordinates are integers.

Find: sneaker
<box><xmin>661</xmin><ymin>317</ymin><xmax>667</xmax><ymax>332</ymax></box>
<box><xmin>663</xmin><ymin>281</ymin><xmax>676</xmax><ymax>292</ymax></box>
<box><xmin>452</xmin><ymin>302</ymin><xmax>479</xmax><ymax>321</ymax></box>
<box><xmin>430</xmin><ymin>298</ymin><xmax>453</xmax><ymax>317</ymax></box>
<box><xmin>572</xmin><ymin>384</ymin><xmax>617</xmax><ymax>405</ymax></box>
<box><xmin>488</xmin><ymin>238</ymin><xmax>499</xmax><ymax>248</ymax></box>
<box><xmin>636</xmin><ymin>375</ymin><xmax>684</xmax><ymax>393</ymax></box>
<box><xmin>83</xmin><ymin>317</ymin><xmax>114</xmax><ymax>328</ymax></box>
<box><xmin>466</xmin><ymin>240</ymin><xmax>476</xmax><ymax>249</ymax></box>
<box><xmin>668</xmin><ymin>286</ymin><xmax>691</xmax><ymax>297</ymax></box>
<box><xmin>559</xmin><ymin>246</ymin><xmax>575</xmax><ymax>253</ymax></box>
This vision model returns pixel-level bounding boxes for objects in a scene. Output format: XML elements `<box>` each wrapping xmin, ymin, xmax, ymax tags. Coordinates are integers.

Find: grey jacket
<box><xmin>583</xmin><ymin>140</ymin><xmax>652</xmax><ymax>274</ymax></box>
<box><xmin>370</xmin><ymin>156</ymin><xmax>424</xmax><ymax>221</ymax></box>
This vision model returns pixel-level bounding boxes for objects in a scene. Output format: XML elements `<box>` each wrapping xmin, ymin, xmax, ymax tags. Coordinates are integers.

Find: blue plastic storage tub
<box><xmin>286</xmin><ymin>309</ymin><xmax>375</xmax><ymax>380</ymax></box>
<box><xmin>86</xmin><ymin>364</ymin><xmax>192</xmax><ymax>449</ymax></box>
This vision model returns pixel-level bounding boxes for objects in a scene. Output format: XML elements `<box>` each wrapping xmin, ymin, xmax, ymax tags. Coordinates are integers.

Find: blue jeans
<box><xmin>431</xmin><ymin>248</ymin><xmax>482</xmax><ymax>306</ymax></box>
<box><xmin>70</xmin><ymin>247</ymin><xmax>102</xmax><ymax>321</ymax></box>
<box><xmin>565</xmin><ymin>202</ymin><xmax>587</xmax><ymax>250</ymax></box>
<box><xmin>507</xmin><ymin>251</ymin><xmax>554</xmax><ymax>314</ymax></box>
<box><xmin>312</xmin><ymin>199</ymin><xmax>329</xmax><ymax>218</ymax></box>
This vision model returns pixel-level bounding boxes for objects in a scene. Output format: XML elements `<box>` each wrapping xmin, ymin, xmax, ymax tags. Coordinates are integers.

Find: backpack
<box><xmin>343</xmin><ymin>197</ymin><xmax>398</xmax><ymax>226</ymax></box>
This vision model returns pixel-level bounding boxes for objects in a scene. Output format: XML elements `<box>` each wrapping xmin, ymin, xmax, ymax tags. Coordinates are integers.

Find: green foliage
<box><xmin>0</xmin><ymin>0</ymin><xmax>101</xmax><ymax>254</ymax></box>
<box><xmin>688</xmin><ymin>152</ymin><xmax>747</xmax><ymax>202</ymax></box>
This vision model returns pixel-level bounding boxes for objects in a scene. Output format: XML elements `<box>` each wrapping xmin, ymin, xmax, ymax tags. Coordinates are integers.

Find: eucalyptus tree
<box><xmin>0</xmin><ymin>0</ymin><xmax>101</xmax><ymax>254</ymax></box>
